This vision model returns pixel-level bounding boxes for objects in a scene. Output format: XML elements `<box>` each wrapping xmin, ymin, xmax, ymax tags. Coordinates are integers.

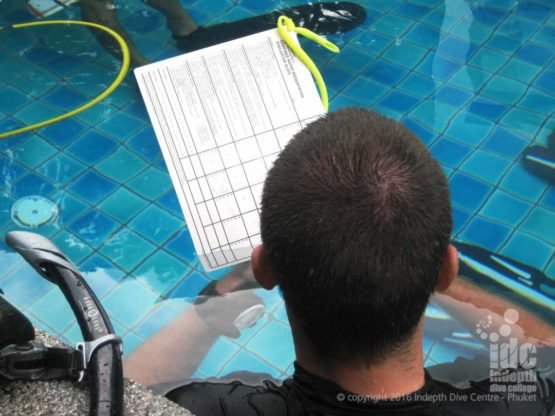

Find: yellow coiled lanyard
<box><xmin>277</xmin><ymin>16</ymin><xmax>340</xmax><ymax>112</ymax></box>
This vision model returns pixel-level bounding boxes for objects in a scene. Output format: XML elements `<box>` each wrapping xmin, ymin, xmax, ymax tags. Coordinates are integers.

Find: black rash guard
<box><xmin>163</xmin><ymin>348</ymin><xmax>555</xmax><ymax>416</ymax></box>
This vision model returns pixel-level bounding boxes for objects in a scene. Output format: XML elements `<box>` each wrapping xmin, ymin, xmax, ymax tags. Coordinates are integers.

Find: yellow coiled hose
<box><xmin>0</xmin><ymin>20</ymin><xmax>130</xmax><ymax>139</ymax></box>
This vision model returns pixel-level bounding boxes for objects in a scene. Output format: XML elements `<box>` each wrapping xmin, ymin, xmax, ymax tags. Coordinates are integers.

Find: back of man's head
<box><xmin>260</xmin><ymin>108</ymin><xmax>452</xmax><ymax>366</ymax></box>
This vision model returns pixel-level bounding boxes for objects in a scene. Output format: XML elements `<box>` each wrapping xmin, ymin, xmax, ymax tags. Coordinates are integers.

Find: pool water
<box><xmin>0</xmin><ymin>0</ymin><xmax>554</xmax><ymax>382</ymax></box>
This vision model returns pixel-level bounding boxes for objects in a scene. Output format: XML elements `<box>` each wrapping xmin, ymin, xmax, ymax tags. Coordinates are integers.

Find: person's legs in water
<box><xmin>143</xmin><ymin>0</ymin><xmax>197</xmax><ymax>37</ymax></box>
<box><xmin>80</xmin><ymin>0</ymin><xmax>150</xmax><ymax>67</ymax></box>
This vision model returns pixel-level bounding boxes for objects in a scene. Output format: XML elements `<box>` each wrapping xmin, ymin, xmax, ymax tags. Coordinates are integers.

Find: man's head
<box><xmin>254</xmin><ymin>108</ymin><xmax>453</xmax><ymax>367</ymax></box>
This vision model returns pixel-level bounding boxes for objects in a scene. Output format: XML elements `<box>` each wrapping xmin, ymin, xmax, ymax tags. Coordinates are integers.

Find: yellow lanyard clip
<box><xmin>277</xmin><ymin>16</ymin><xmax>339</xmax><ymax>112</ymax></box>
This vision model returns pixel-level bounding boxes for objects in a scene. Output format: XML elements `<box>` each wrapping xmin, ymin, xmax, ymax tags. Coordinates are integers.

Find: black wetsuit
<box><xmin>162</xmin><ymin>349</ymin><xmax>555</xmax><ymax>416</ymax></box>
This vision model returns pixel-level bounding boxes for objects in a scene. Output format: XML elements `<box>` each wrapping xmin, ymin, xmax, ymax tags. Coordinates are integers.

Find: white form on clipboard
<box><xmin>135</xmin><ymin>28</ymin><xmax>325</xmax><ymax>271</ymax></box>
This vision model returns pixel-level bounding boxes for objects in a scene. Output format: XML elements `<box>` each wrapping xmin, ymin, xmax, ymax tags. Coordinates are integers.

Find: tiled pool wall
<box><xmin>0</xmin><ymin>0</ymin><xmax>554</xmax><ymax>379</ymax></box>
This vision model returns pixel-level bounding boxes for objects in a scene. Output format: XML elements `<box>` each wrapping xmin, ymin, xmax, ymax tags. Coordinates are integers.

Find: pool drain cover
<box><xmin>11</xmin><ymin>196</ymin><xmax>59</xmax><ymax>228</ymax></box>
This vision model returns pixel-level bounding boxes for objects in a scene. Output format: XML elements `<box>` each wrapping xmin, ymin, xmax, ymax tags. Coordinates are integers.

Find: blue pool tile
<box><xmin>14</xmin><ymin>136</ymin><xmax>58</xmax><ymax>169</ymax></box>
<box><xmin>533</xmin><ymin>24</ymin><xmax>555</xmax><ymax>47</ymax></box>
<box><xmin>469</xmin><ymin>47</ymin><xmax>509</xmax><ymax>72</ymax></box>
<box><xmin>51</xmin><ymin>230</ymin><xmax>93</xmax><ymax>264</ymax></box>
<box><xmin>40</xmin><ymin>118</ymin><xmax>86</xmax><ymax>147</ymax></box>
<box><xmin>445</xmin><ymin>112</ymin><xmax>494</xmax><ymax>146</ymax></box>
<box><xmin>398</xmin><ymin>73</ymin><xmax>437</xmax><ymax>97</ymax></box>
<box><xmin>43</xmin><ymin>85</ymin><xmax>87</xmax><ymax>111</ymax></box>
<box><xmin>449</xmin><ymin>173</ymin><xmax>492</xmax><ymax>212</ymax></box>
<box><xmin>133</xmin><ymin>301</ymin><xmax>186</xmax><ymax>339</ymax></box>
<box><xmin>0</xmin><ymin>157</ymin><xmax>25</xmax><ymax>181</ymax></box>
<box><xmin>500</xmin><ymin>163</ymin><xmax>549</xmax><ymax>201</ymax></box>
<box><xmin>541</xmin><ymin>187</ymin><xmax>555</xmax><ymax>210</ymax></box>
<box><xmin>166</xmin><ymin>271</ymin><xmax>210</xmax><ymax>299</ymax></box>
<box><xmin>460</xmin><ymin>150</ymin><xmax>511</xmax><ymax>184</ymax></box>
<box><xmin>534</xmin><ymin>70</ymin><xmax>555</xmax><ymax>95</ymax></box>
<box><xmin>403</xmin><ymin>117</ymin><xmax>436</xmax><ymax>145</ymax></box>
<box><xmin>430</xmin><ymin>137</ymin><xmax>473</xmax><ymax>168</ymax></box>
<box><xmin>320</xmin><ymin>64</ymin><xmax>353</xmax><ymax>92</ymax></box>
<box><xmin>246</xmin><ymin>320</ymin><xmax>295</xmax><ymax>372</ymax></box>
<box><xmin>373</xmin><ymin>14</ymin><xmax>414</xmax><ymax>37</ymax></box>
<box><xmin>473</xmin><ymin>5</ymin><xmax>508</xmax><ymax>25</ymax></box>
<box><xmin>501</xmin><ymin>232</ymin><xmax>552</xmax><ymax>270</ymax></box>
<box><xmin>403</xmin><ymin>23</ymin><xmax>440</xmax><ymax>48</ymax></box>
<box><xmin>416</xmin><ymin>53</ymin><xmax>461</xmax><ymax>81</ymax></box>
<box><xmin>48</xmin><ymin>191</ymin><xmax>87</xmax><ymax>225</ymax></box>
<box><xmin>103</xmin><ymin>277</ymin><xmax>159</xmax><ymax>327</ymax></box>
<box><xmin>0</xmin><ymin>119</ymin><xmax>30</xmax><ymax>150</ymax></box>
<box><xmin>0</xmin><ymin>86</ymin><xmax>28</xmax><ymax>114</ymax></box>
<box><xmin>28</xmin><ymin>288</ymin><xmax>76</xmax><ymax>333</ymax></box>
<box><xmin>1</xmin><ymin>263</ymin><xmax>54</xmax><ymax>306</ymax></box>
<box><xmin>343</xmin><ymin>77</ymin><xmax>389</xmax><ymax>104</ymax></box>
<box><xmin>124</xmin><ymin>101</ymin><xmax>149</xmax><ymax>120</ymax></box>
<box><xmin>484</xmin><ymin>33</ymin><xmax>522</xmax><ymax>54</ymax></box>
<box><xmin>12</xmin><ymin>172</ymin><xmax>56</xmax><ymax>198</ymax></box>
<box><xmin>68</xmin><ymin>211</ymin><xmax>119</xmax><ymax>246</ymax></box>
<box><xmin>363</xmin><ymin>60</ymin><xmax>407</xmax><ymax>86</ymax></box>
<box><xmin>197</xmin><ymin>338</ymin><xmax>241</xmax><ymax>376</ymax></box>
<box><xmin>122</xmin><ymin>332</ymin><xmax>144</xmax><ymax>357</ymax></box>
<box><xmin>449</xmin><ymin>66</ymin><xmax>492</xmax><ymax>92</ymax></box>
<box><xmin>452</xmin><ymin>20</ymin><xmax>492</xmax><ymax>44</ymax></box>
<box><xmin>96</xmin><ymin>147</ymin><xmax>147</xmax><ymax>182</ymax></box>
<box><xmin>330</xmin><ymin>94</ymin><xmax>367</xmax><ymax>111</ymax></box>
<box><xmin>377</xmin><ymin>90</ymin><xmax>420</xmax><ymax>113</ymax></box>
<box><xmin>482</xmin><ymin>126</ymin><xmax>528</xmax><ymax>159</ymax></box>
<box><xmin>97</xmin><ymin>112</ymin><xmax>145</xmax><ymax>142</ymax></box>
<box><xmin>127</xmin><ymin>167</ymin><xmax>172</xmax><ymax>199</ymax></box>
<box><xmin>481</xmin><ymin>190</ymin><xmax>531</xmax><ymax>225</ymax></box>
<box><xmin>481</xmin><ymin>75</ymin><xmax>527</xmax><ymax>105</ymax></box>
<box><xmin>157</xmin><ymin>190</ymin><xmax>182</xmax><ymax>218</ymax></box>
<box><xmin>467</xmin><ymin>96</ymin><xmax>508</xmax><ymax>121</ymax></box>
<box><xmin>422</xmin><ymin>8</ymin><xmax>458</xmax><ymax>30</ymax></box>
<box><xmin>166</xmin><ymin>228</ymin><xmax>199</xmax><ymax>266</ymax></box>
<box><xmin>97</xmin><ymin>187</ymin><xmax>148</xmax><ymax>223</ymax></box>
<box><xmin>382</xmin><ymin>42</ymin><xmax>428</xmax><ymax>68</ymax></box>
<box><xmin>452</xmin><ymin>206</ymin><xmax>471</xmax><ymax>235</ymax></box>
<box><xmin>329</xmin><ymin>45</ymin><xmax>373</xmax><ymax>72</ymax></box>
<box><xmin>499</xmin><ymin>15</ymin><xmax>538</xmax><ymax>41</ymax></box>
<box><xmin>68</xmin><ymin>170</ymin><xmax>117</xmax><ymax>204</ymax></box>
<box><xmin>547</xmin><ymin>257</ymin><xmax>555</xmax><ymax>282</ymax></box>
<box><xmin>410</xmin><ymin>101</ymin><xmax>459</xmax><ymax>132</ymax></box>
<box><xmin>392</xmin><ymin>2</ymin><xmax>432</xmax><ymax>19</ymax></box>
<box><xmin>434</xmin><ymin>85</ymin><xmax>472</xmax><ymax>107</ymax></box>
<box><xmin>67</xmin><ymin>130</ymin><xmax>117</xmax><ymax>165</ymax></box>
<box><xmin>100</xmin><ymin>228</ymin><xmax>156</xmax><ymax>271</ymax></box>
<box><xmin>515</xmin><ymin>1</ymin><xmax>552</xmax><ymax>21</ymax></box>
<box><xmin>219</xmin><ymin>350</ymin><xmax>281</xmax><ymax>379</ymax></box>
<box><xmin>520</xmin><ymin>207</ymin><xmax>555</xmax><ymax>245</ymax></box>
<box><xmin>134</xmin><ymin>250</ymin><xmax>191</xmax><ymax>293</ymax></box>
<box><xmin>501</xmin><ymin>108</ymin><xmax>544</xmax><ymax>138</ymax></box>
<box><xmin>437</xmin><ymin>36</ymin><xmax>477</xmax><ymax>62</ymax></box>
<box><xmin>80</xmin><ymin>254</ymin><xmax>125</xmax><ymax>298</ymax></box>
<box><xmin>76</xmin><ymin>102</ymin><xmax>119</xmax><ymax>127</ymax></box>
<box><xmin>13</xmin><ymin>101</ymin><xmax>58</xmax><ymax>125</ymax></box>
<box><xmin>518</xmin><ymin>88</ymin><xmax>555</xmax><ymax>116</ymax></box>
<box><xmin>44</xmin><ymin>55</ymin><xmax>82</xmax><ymax>75</ymax></box>
<box><xmin>38</xmin><ymin>153</ymin><xmax>85</xmax><ymax>184</ymax></box>
<box><xmin>516</xmin><ymin>43</ymin><xmax>553</xmax><ymax>67</ymax></box>
<box><xmin>460</xmin><ymin>217</ymin><xmax>512</xmax><ymax>251</ymax></box>
<box><xmin>129</xmin><ymin>205</ymin><xmax>183</xmax><ymax>245</ymax></box>
<box><xmin>24</xmin><ymin>47</ymin><xmax>59</xmax><ymax>65</ymax></box>
<box><xmin>499</xmin><ymin>60</ymin><xmax>542</xmax><ymax>84</ymax></box>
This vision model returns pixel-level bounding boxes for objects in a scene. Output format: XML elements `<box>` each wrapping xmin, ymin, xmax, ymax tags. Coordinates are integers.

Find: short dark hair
<box><xmin>260</xmin><ymin>108</ymin><xmax>452</xmax><ymax>365</ymax></box>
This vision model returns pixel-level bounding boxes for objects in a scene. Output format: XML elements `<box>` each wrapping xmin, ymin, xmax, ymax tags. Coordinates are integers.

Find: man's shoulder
<box><xmin>165</xmin><ymin>374</ymin><xmax>293</xmax><ymax>416</ymax></box>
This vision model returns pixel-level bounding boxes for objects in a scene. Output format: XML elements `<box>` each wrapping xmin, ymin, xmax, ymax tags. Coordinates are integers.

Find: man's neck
<box><xmin>296</xmin><ymin>326</ymin><xmax>426</xmax><ymax>398</ymax></box>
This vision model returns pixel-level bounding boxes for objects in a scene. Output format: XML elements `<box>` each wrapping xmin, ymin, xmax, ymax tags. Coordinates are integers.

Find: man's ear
<box><xmin>251</xmin><ymin>245</ymin><xmax>277</xmax><ymax>290</ymax></box>
<box><xmin>436</xmin><ymin>244</ymin><xmax>458</xmax><ymax>292</ymax></box>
